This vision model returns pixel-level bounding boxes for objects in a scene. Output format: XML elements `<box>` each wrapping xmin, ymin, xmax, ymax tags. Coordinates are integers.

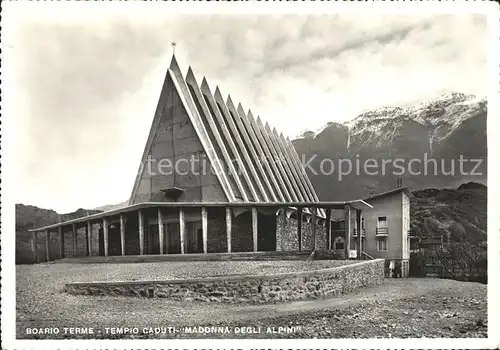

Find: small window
<box><xmin>377</xmin><ymin>216</ymin><xmax>387</xmax><ymax>228</ymax></box>
<box><xmin>377</xmin><ymin>238</ymin><xmax>388</xmax><ymax>251</ymax></box>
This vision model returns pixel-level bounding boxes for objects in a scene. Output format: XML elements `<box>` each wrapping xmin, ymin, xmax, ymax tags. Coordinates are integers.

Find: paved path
<box><xmin>177</xmin><ymin>278</ymin><xmax>462</xmax><ymax>325</ymax></box>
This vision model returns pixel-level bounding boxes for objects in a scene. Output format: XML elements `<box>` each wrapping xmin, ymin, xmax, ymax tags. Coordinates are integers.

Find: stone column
<box><xmin>252</xmin><ymin>207</ymin><xmax>258</xmax><ymax>252</ymax></box>
<box><xmin>297</xmin><ymin>207</ymin><xmax>303</xmax><ymax>252</ymax></box>
<box><xmin>344</xmin><ymin>205</ymin><xmax>351</xmax><ymax>259</ymax></box>
<box><xmin>45</xmin><ymin>229</ymin><xmax>50</xmax><ymax>262</ymax></box>
<box><xmin>120</xmin><ymin>214</ymin><xmax>126</xmax><ymax>256</ymax></box>
<box><xmin>87</xmin><ymin>221</ymin><xmax>92</xmax><ymax>257</ymax></box>
<box><xmin>157</xmin><ymin>208</ymin><xmax>164</xmax><ymax>255</ymax></box>
<box><xmin>278</xmin><ymin>208</ymin><xmax>286</xmax><ymax>251</ymax></box>
<box><xmin>31</xmin><ymin>231</ymin><xmax>38</xmax><ymax>263</ymax></box>
<box><xmin>103</xmin><ymin>217</ymin><xmax>109</xmax><ymax>257</ymax></box>
<box><xmin>165</xmin><ymin>217</ymin><xmax>169</xmax><ymax>254</ymax></box>
<box><xmin>325</xmin><ymin>207</ymin><xmax>332</xmax><ymax>250</ymax></box>
<box><xmin>72</xmin><ymin>223</ymin><xmax>77</xmax><ymax>257</ymax></box>
<box><xmin>138</xmin><ymin>210</ymin><xmax>144</xmax><ymax>255</ymax></box>
<box><xmin>226</xmin><ymin>207</ymin><xmax>232</xmax><ymax>253</ymax></box>
<box><xmin>59</xmin><ymin>226</ymin><xmax>64</xmax><ymax>259</ymax></box>
<box><xmin>356</xmin><ymin>209</ymin><xmax>362</xmax><ymax>260</ymax></box>
<box><xmin>311</xmin><ymin>208</ymin><xmax>317</xmax><ymax>252</ymax></box>
<box><xmin>202</xmin><ymin>207</ymin><xmax>208</xmax><ymax>254</ymax></box>
<box><xmin>84</xmin><ymin>223</ymin><xmax>88</xmax><ymax>256</ymax></box>
<box><xmin>179</xmin><ymin>208</ymin><xmax>185</xmax><ymax>254</ymax></box>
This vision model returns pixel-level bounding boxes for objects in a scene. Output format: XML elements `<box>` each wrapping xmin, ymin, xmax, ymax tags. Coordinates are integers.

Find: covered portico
<box><xmin>29</xmin><ymin>200</ymin><xmax>372</xmax><ymax>263</ymax></box>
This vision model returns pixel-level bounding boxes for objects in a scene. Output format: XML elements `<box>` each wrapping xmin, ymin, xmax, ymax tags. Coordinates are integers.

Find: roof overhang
<box><xmin>345</xmin><ymin>199</ymin><xmax>373</xmax><ymax>210</ymax></box>
<box><xmin>28</xmin><ymin>199</ymin><xmax>373</xmax><ymax>232</ymax></box>
<box><xmin>364</xmin><ymin>186</ymin><xmax>413</xmax><ymax>202</ymax></box>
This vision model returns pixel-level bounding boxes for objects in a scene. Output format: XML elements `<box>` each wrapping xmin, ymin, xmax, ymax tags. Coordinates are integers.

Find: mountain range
<box><xmin>293</xmin><ymin>92</ymin><xmax>487</xmax><ymax>200</ymax></box>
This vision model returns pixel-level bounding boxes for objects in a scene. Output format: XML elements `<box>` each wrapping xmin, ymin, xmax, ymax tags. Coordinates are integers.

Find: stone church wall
<box><xmin>276</xmin><ymin>215</ymin><xmax>327</xmax><ymax>252</ymax></box>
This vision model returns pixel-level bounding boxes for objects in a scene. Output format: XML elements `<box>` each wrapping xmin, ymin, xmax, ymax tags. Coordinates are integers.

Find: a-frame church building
<box><xmin>28</xmin><ymin>55</ymin><xmax>370</xmax><ymax>262</ymax></box>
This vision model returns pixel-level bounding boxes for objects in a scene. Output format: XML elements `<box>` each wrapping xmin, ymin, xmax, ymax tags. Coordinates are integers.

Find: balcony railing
<box><xmin>376</xmin><ymin>227</ymin><xmax>388</xmax><ymax>236</ymax></box>
<box><xmin>352</xmin><ymin>228</ymin><xmax>366</xmax><ymax>237</ymax></box>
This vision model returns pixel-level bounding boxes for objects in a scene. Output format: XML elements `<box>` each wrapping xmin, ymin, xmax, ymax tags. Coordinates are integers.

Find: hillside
<box><xmin>15</xmin><ymin>204</ymin><xmax>102</xmax><ymax>264</ymax></box>
<box><xmin>410</xmin><ymin>182</ymin><xmax>487</xmax><ymax>242</ymax></box>
<box><xmin>293</xmin><ymin>92</ymin><xmax>487</xmax><ymax>200</ymax></box>
<box><xmin>408</xmin><ymin>182</ymin><xmax>487</xmax><ymax>282</ymax></box>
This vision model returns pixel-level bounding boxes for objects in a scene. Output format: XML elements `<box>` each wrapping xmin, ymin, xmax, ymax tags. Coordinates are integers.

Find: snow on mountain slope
<box><xmin>292</xmin><ymin>92</ymin><xmax>487</xmax><ymax>200</ymax></box>
<box><xmin>335</xmin><ymin>91</ymin><xmax>487</xmax><ymax>152</ymax></box>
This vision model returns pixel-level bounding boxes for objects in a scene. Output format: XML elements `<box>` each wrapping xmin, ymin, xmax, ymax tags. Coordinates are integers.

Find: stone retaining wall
<box><xmin>64</xmin><ymin>259</ymin><xmax>384</xmax><ymax>303</ymax></box>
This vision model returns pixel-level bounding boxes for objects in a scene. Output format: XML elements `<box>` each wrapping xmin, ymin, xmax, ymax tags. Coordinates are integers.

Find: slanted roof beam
<box><xmin>285</xmin><ymin>136</ymin><xmax>325</xmax><ymax>216</ymax></box>
<box><xmin>263</xmin><ymin>121</ymin><xmax>305</xmax><ymax>202</ymax></box>
<box><xmin>225</xmin><ymin>95</ymin><xmax>277</xmax><ymax>202</ymax></box>
<box><xmin>245</xmin><ymin>111</ymin><xmax>294</xmax><ymax>202</ymax></box>
<box><xmin>185</xmin><ymin>67</ymin><xmax>247</xmax><ymax>201</ymax></box>
<box><xmin>237</xmin><ymin>105</ymin><xmax>288</xmax><ymax>202</ymax></box>
<box><xmin>212</xmin><ymin>86</ymin><xmax>270</xmax><ymax>202</ymax></box>
<box><xmin>227</xmin><ymin>98</ymin><xmax>282</xmax><ymax>202</ymax></box>
<box><xmin>253</xmin><ymin>116</ymin><xmax>300</xmax><ymax>202</ymax></box>
<box><xmin>271</xmin><ymin>126</ymin><xmax>309</xmax><ymax>202</ymax></box>
<box><xmin>200</xmin><ymin>78</ymin><xmax>260</xmax><ymax>202</ymax></box>
<box><xmin>281</xmin><ymin>133</ymin><xmax>316</xmax><ymax>203</ymax></box>
<box><xmin>277</xmin><ymin>131</ymin><xmax>316</xmax><ymax>205</ymax></box>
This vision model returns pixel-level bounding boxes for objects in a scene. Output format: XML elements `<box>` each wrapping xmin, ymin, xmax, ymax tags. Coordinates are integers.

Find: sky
<box><xmin>3</xmin><ymin>3</ymin><xmax>489</xmax><ymax>212</ymax></box>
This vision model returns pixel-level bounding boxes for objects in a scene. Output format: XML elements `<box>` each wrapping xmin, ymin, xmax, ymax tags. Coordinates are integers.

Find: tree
<box><xmin>429</xmin><ymin>241</ymin><xmax>487</xmax><ymax>283</ymax></box>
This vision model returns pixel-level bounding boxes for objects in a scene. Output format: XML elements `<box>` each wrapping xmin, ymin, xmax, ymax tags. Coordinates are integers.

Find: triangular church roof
<box><xmin>128</xmin><ymin>55</ymin><xmax>322</xmax><ymax>209</ymax></box>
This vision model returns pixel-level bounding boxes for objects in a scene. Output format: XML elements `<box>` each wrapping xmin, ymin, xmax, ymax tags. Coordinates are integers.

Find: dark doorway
<box><xmin>186</xmin><ymin>221</ymin><xmax>203</xmax><ymax>253</ymax></box>
<box><xmin>123</xmin><ymin>214</ymin><xmax>140</xmax><ymax>255</ymax></box>
<box><xmin>257</xmin><ymin>213</ymin><xmax>276</xmax><ymax>251</ymax></box>
<box><xmin>166</xmin><ymin>222</ymin><xmax>181</xmax><ymax>254</ymax></box>
<box><xmin>96</xmin><ymin>224</ymin><xmax>121</xmax><ymax>256</ymax></box>
<box><xmin>98</xmin><ymin>227</ymin><xmax>104</xmax><ymax>256</ymax></box>
<box><xmin>148</xmin><ymin>225</ymin><xmax>160</xmax><ymax>255</ymax></box>
<box><xmin>108</xmin><ymin>224</ymin><xmax>121</xmax><ymax>256</ymax></box>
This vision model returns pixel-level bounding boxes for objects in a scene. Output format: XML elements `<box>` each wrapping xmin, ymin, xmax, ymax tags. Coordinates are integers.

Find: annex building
<box><xmin>332</xmin><ymin>186</ymin><xmax>412</xmax><ymax>277</ymax></box>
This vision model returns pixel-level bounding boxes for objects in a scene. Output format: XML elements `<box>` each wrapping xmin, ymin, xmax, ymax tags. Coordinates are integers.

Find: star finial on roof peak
<box><xmin>171</xmin><ymin>41</ymin><xmax>177</xmax><ymax>56</ymax></box>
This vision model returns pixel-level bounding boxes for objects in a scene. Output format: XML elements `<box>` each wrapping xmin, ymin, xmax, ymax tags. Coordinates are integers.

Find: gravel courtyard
<box><xmin>16</xmin><ymin>261</ymin><xmax>487</xmax><ymax>339</ymax></box>
<box><xmin>23</xmin><ymin>259</ymin><xmax>351</xmax><ymax>281</ymax></box>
